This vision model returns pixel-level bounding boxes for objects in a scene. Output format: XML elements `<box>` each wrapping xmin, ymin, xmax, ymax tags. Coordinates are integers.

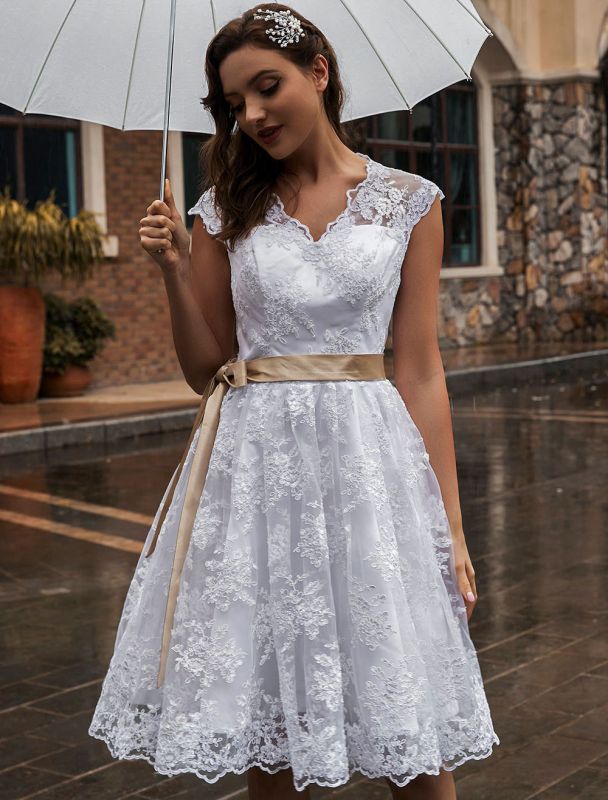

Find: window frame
<box><xmin>365</xmin><ymin>80</ymin><xmax>482</xmax><ymax>269</ymax></box>
<box><xmin>0</xmin><ymin>104</ymin><xmax>83</xmax><ymax>214</ymax></box>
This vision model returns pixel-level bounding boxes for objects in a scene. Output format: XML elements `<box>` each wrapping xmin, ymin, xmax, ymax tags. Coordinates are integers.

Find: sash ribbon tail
<box><xmin>142</xmin><ymin>356</ymin><xmax>245</xmax><ymax>688</ymax></box>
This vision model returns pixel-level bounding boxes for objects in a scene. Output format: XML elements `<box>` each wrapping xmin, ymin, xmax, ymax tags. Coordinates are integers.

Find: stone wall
<box><xmin>492</xmin><ymin>79</ymin><xmax>608</xmax><ymax>343</ymax></box>
<box><xmin>435</xmin><ymin>78</ymin><xmax>607</xmax><ymax>348</ymax></box>
<box><xmin>437</xmin><ymin>277</ymin><xmax>503</xmax><ymax>346</ymax></box>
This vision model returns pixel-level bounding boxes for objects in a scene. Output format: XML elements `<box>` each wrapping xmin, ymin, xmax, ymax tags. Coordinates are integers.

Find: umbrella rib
<box><xmin>336</xmin><ymin>0</ymin><xmax>411</xmax><ymax>110</ymax></box>
<box><xmin>452</xmin><ymin>0</ymin><xmax>494</xmax><ymax>36</ymax></box>
<box><xmin>399</xmin><ymin>0</ymin><xmax>480</xmax><ymax>80</ymax></box>
<box><xmin>122</xmin><ymin>0</ymin><xmax>148</xmax><ymax>131</ymax></box>
<box><xmin>210</xmin><ymin>0</ymin><xmax>218</xmax><ymax>33</ymax></box>
<box><xmin>23</xmin><ymin>0</ymin><xmax>80</xmax><ymax>113</ymax></box>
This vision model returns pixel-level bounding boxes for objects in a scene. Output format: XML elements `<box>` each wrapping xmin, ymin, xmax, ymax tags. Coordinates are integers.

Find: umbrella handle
<box><xmin>155</xmin><ymin>0</ymin><xmax>177</xmax><ymax>253</ymax></box>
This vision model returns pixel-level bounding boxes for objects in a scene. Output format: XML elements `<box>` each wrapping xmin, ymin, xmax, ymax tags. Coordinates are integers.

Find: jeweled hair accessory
<box><xmin>253</xmin><ymin>7</ymin><xmax>307</xmax><ymax>48</ymax></box>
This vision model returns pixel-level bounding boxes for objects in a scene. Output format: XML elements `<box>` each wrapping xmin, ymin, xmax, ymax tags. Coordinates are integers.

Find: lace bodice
<box><xmin>187</xmin><ymin>154</ymin><xmax>445</xmax><ymax>360</ymax></box>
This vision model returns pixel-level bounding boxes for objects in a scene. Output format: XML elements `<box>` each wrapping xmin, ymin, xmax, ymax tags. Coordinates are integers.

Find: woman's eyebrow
<box><xmin>224</xmin><ymin>69</ymin><xmax>279</xmax><ymax>98</ymax></box>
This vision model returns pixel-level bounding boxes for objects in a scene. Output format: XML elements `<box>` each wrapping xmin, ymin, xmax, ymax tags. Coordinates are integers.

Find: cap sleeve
<box><xmin>405</xmin><ymin>175</ymin><xmax>445</xmax><ymax>234</ymax></box>
<box><xmin>187</xmin><ymin>185</ymin><xmax>222</xmax><ymax>236</ymax></box>
<box><xmin>380</xmin><ymin>168</ymin><xmax>445</xmax><ymax>243</ymax></box>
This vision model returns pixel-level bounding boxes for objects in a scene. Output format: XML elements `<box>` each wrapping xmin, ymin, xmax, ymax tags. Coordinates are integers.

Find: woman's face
<box><xmin>219</xmin><ymin>44</ymin><xmax>328</xmax><ymax>158</ymax></box>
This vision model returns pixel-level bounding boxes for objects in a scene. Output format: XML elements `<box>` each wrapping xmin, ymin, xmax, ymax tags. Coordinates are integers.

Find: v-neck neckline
<box><xmin>270</xmin><ymin>152</ymin><xmax>373</xmax><ymax>245</ymax></box>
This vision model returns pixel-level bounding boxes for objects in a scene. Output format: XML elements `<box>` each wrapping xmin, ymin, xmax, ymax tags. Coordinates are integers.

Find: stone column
<box><xmin>493</xmin><ymin>80</ymin><xmax>608</xmax><ymax>343</ymax></box>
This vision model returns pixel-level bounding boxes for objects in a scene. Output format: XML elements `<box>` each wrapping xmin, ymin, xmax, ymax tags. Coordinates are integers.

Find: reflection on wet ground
<box><xmin>0</xmin><ymin>374</ymin><xmax>607</xmax><ymax>799</ymax></box>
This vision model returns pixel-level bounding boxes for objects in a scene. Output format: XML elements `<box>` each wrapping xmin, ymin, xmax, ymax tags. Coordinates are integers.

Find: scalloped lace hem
<box><xmin>88</xmin><ymin>728</ymin><xmax>500</xmax><ymax>793</ymax></box>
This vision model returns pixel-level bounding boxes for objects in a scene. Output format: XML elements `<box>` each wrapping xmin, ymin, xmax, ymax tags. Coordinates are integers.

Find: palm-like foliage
<box><xmin>0</xmin><ymin>185</ymin><xmax>105</xmax><ymax>286</ymax></box>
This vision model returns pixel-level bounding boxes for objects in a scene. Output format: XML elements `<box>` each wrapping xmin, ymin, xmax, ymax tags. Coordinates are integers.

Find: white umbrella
<box><xmin>0</xmin><ymin>0</ymin><xmax>492</xmax><ymax>202</ymax></box>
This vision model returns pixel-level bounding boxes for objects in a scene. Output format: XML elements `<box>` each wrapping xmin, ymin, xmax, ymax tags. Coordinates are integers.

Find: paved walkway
<box><xmin>0</xmin><ymin>380</ymin><xmax>200</xmax><ymax>434</ymax></box>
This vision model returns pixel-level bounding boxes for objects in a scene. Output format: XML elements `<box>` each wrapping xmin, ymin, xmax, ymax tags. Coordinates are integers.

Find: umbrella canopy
<box><xmin>0</xmin><ymin>0</ymin><xmax>492</xmax><ymax>198</ymax></box>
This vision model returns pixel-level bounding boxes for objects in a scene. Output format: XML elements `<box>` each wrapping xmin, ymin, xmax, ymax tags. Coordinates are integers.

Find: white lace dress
<box><xmin>88</xmin><ymin>153</ymin><xmax>500</xmax><ymax>791</ymax></box>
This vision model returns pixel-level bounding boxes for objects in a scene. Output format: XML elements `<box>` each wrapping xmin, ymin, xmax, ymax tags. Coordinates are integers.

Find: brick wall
<box><xmin>44</xmin><ymin>127</ymin><xmax>183</xmax><ymax>388</ymax></box>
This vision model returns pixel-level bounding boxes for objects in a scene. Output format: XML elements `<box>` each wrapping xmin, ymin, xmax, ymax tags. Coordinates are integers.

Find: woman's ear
<box><xmin>312</xmin><ymin>53</ymin><xmax>329</xmax><ymax>91</ymax></box>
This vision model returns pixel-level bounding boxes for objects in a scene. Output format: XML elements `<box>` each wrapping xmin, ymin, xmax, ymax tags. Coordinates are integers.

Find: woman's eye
<box><xmin>231</xmin><ymin>81</ymin><xmax>280</xmax><ymax>114</ymax></box>
<box><xmin>261</xmin><ymin>81</ymin><xmax>280</xmax><ymax>96</ymax></box>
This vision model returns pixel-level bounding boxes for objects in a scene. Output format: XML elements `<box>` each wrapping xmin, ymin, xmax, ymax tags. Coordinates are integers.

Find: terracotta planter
<box><xmin>0</xmin><ymin>285</ymin><xmax>46</xmax><ymax>403</ymax></box>
<box><xmin>40</xmin><ymin>364</ymin><xmax>92</xmax><ymax>398</ymax></box>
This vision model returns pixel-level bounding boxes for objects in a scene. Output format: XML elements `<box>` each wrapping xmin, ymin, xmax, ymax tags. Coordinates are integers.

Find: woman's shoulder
<box><xmin>371</xmin><ymin>160</ymin><xmax>444</xmax><ymax>201</ymax></box>
<box><xmin>364</xmin><ymin>159</ymin><xmax>445</xmax><ymax>234</ymax></box>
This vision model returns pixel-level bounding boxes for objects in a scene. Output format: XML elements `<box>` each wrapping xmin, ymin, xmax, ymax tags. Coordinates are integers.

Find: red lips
<box><xmin>258</xmin><ymin>125</ymin><xmax>282</xmax><ymax>139</ymax></box>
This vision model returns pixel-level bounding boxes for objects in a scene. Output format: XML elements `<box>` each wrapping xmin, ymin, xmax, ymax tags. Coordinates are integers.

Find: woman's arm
<box><xmin>391</xmin><ymin>196</ymin><xmax>477</xmax><ymax>615</ymax></box>
<box><xmin>139</xmin><ymin>179</ymin><xmax>236</xmax><ymax>394</ymax></box>
<box><xmin>162</xmin><ymin>213</ymin><xmax>236</xmax><ymax>393</ymax></box>
<box><xmin>161</xmin><ymin>252</ymin><xmax>231</xmax><ymax>394</ymax></box>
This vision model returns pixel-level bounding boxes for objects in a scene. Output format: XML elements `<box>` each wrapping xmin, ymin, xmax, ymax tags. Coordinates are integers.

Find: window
<box><xmin>0</xmin><ymin>104</ymin><xmax>81</xmax><ymax>218</ymax></box>
<box><xmin>182</xmin><ymin>132</ymin><xmax>211</xmax><ymax>229</ymax></box>
<box><xmin>365</xmin><ymin>80</ymin><xmax>481</xmax><ymax>267</ymax></box>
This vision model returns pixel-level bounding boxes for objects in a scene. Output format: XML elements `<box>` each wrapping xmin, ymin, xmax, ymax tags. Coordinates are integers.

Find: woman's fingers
<box><xmin>463</xmin><ymin>568</ymin><xmax>477</xmax><ymax>620</ymax></box>
<box><xmin>147</xmin><ymin>180</ymin><xmax>175</xmax><ymax>217</ymax></box>
<box><xmin>141</xmin><ymin>235</ymin><xmax>170</xmax><ymax>248</ymax></box>
<box><xmin>453</xmin><ymin>543</ymin><xmax>478</xmax><ymax>621</ymax></box>
<box><xmin>140</xmin><ymin>215</ymin><xmax>175</xmax><ymax>231</ymax></box>
<box><xmin>147</xmin><ymin>197</ymin><xmax>171</xmax><ymax>218</ymax></box>
<box><xmin>464</xmin><ymin>565</ymin><xmax>476</xmax><ymax>602</ymax></box>
<box><xmin>468</xmin><ymin>568</ymin><xmax>477</xmax><ymax>602</ymax></box>
<box><xmin>463</xmin><ymin>582</ymin><xmax>476</xmax><ymax>606</ymax></box>
<box><xmin>140</xmin><ymin>224</ymin><xmax>173</xmax><ymax>240</ymax></box>
<box><xmin>164</xmin><ymin>177</ymin><xmax>177</xmax><ymax>209</ymax></box>
<box><xmin>139</xmin><ymin>180</ymin><xmax>190</xmax><ymax>269</ymax></box>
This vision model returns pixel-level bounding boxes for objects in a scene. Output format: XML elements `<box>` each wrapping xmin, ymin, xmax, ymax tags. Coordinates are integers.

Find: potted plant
<box><xmin>40</xmin><ymin>294</ymin><xmax>115</xmax><ymax>397</ymax></box>
<box><xmin>0</xmin><ymin>185</ymin><xmax>104</xmax><ymax>403</ymax></box>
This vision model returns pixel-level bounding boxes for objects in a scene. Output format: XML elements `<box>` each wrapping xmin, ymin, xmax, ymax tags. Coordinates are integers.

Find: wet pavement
<box><xmin>0</xmin><ymin>381</ymin><xmax>200</xmax><ymax>435</ymax></box>
<box><xmin>0</xmin><ymin>372</ymin><xmax>607</xmax><ymax>799</ymax></box>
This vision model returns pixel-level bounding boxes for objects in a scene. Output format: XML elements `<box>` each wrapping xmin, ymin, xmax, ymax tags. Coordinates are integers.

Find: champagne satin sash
<box><xmin>145</xmin><ymin>352</ymin><xmax>386</xmax><ymax>688</ymax></box>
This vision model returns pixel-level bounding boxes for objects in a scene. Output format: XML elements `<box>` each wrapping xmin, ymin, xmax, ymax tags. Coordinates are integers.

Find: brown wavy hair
<box><xmin>196</xmin><ymin>3</ymin><xmax>360</xmax><ymax>252</ymax></box>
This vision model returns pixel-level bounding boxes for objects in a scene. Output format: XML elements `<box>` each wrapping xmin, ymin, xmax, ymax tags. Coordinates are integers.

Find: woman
<box><xmin>89</xmin><ymin>4</ymin><xmax>500</xmax><ymax>798</ymax></box>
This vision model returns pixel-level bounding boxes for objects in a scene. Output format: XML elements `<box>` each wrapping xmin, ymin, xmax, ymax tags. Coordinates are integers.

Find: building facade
<box><xmin>1</xmin><ymin>0</ymin><xmax>607</xmax><ymax>387</ymax></box>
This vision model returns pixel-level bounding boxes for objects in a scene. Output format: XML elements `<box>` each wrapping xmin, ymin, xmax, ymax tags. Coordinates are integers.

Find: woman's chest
<box><xmin>270</xmin><ymin>182</ymin><xmax>364</xmax><ymax>245</ymax></box>
<box><xmin>229</xmin><ymin>221</ymin><xmax>407</xmax><ymax>313</ymax></box>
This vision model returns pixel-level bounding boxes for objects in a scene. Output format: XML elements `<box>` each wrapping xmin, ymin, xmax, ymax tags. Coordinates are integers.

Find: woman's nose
<box><xmin>246</xmin><ymin>106</ymin><xmax>266</xmax><ymax>127</ymax></box>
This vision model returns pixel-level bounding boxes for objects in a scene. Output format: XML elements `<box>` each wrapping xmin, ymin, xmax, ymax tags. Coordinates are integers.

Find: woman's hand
<box><xmin>139</xmin><ymin>178</ymin><xmax>191</xmax><ymax>273</ymax></box>
<box><xmin>450</xmin><ymin>526</ymin><xmax>478</xmax><ymax>621</ymax></box>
